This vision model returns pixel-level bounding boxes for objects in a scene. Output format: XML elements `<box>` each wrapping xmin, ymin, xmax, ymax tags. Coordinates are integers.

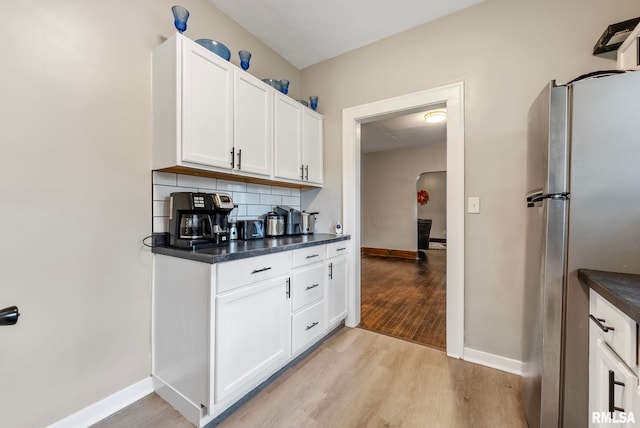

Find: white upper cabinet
<box><xmin>274</xmin><ymin>92</ymin><xmax>303</xmax><ymax>181</ymax></box>
<box><xmin>153</xmin><ymin>33</ymin><xmax>322</xmax><ymax>185</ymax></box>
<box><xmin>233</xmin><ymin>70</ymin><xmax>272</xmax><ymax>177</ymax></box>
<box><xmin>274</xmin><ymin>92</ymin><xmax>324</xmax><ymax>186</ymax></box>
<box><xmin>302</xmin><ymin>108</ymin><xmax>323</xmax><ymax>185</ymax></box>
<box><xmin>153</xmin><ymin>34</ymin><xmax>234</xmax><ymax>172</ymax></box>
<box><xmin>181</xmin><ymin>40</ymin><xmax>234</xmax><ymax>169</ymax></box>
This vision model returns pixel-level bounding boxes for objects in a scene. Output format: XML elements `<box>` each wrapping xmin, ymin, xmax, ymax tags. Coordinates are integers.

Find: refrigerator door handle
<box><xmin>527</xmin><ymin>191</ymin><xmax>570</xmax><ymax>207</ymax></box>
<box><xmin>527</xmin><ymin>189</ymin><xmax>544</xmax><ymax>204</ymax></box>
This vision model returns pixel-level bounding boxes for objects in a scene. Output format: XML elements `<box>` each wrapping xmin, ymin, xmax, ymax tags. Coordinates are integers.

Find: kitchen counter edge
<box><xmin>579</xmin><ymin>269</ymin><xmax>640</xmax><ymax>324</ymax></box>
<box><xmin>152</xmin><ymin>234</ymin><xmax>351</xmax><ymax>264</ymax></box>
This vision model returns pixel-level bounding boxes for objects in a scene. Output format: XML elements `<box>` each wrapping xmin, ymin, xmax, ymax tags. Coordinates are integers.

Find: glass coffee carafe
<box><xmin>179</xmin><ymin>214</ymin><xmax>212</xmax><ymax>239</ymax></box>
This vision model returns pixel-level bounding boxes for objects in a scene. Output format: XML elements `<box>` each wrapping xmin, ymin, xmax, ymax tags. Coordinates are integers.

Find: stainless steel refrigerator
<box><xmin>522</xmin><ymin>71</ymin><xmax>640</xmax><ymax>427</ymax></box>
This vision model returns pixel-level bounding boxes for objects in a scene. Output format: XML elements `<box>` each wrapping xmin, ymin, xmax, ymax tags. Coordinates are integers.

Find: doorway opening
<box><xmin>342</xmin><ymin>82</ymin><xmax>464</xmax><ymax>358</ymax></box>
<box><xmin>357</xmin><ymin>109</ymin><xmax>448</xmax><ymax>349</ymax></box>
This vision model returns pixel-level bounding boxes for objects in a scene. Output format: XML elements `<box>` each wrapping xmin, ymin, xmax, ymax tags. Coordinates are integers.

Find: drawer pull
<box><xmin>336</xmin><ymin>247</ymin><xmax>346</xmax><ymax>252</ymax></box>
<box><xmin>590</xmin><ymin>315</ymin><xmax>615</xmax><ymax>333</ymax></box>
<box><xmin>306</xmin><ymin>254</ymin><xmax>320</xmax><ymax>259</ymax></box>
<box><xmin>251</xmin><ymin>267</ymin><xmax>272</xmax><ymax>274</ymax></box>
<box><xmin>608</xmin><ymin>370</ymin><xmax>625</xmax><ymax>415</ymax></box>
<box><xmin>305</xmin><ymin>321</ymin><xmax>319</xmax><ymax>331</ymax></box>
<box><xmin>305</xmin><ymin>283</ymin><xmax>320</xmax><ymax>291</ymax></box>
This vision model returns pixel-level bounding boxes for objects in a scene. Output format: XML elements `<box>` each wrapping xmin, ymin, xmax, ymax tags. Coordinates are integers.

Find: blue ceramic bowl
<box><xmin>261</xmin><ymin>79</ymin><xmax>282</xmax><ymax>91</ymax></box>
<box><xmin>195</xmin><ymin>39</ymin><xmax>231</xmax><ymax>61</ymax></box>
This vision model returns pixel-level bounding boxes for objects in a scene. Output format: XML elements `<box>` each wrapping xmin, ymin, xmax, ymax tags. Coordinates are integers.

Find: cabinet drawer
<box><xmin>292</xmin><ymin>245</ymin><xmax>326</xmax><ymax>268</ymax></box>
<box><xmin>590</xmin><ymin>289</ymin><xmax>637</xmax><ymax>369</ymax></box>
<box><xmin>291</xmin><ymin>264</ymin><xmax>325</xmax><ymax>311</ymax></box>
<box><xmin>292</xmin><ymin>300</ymin><xmax>325</xmax><ymax>353</ymax></box>
<box><xmin>326</xmin><ymin>241</ymin><xmax>350</xmax><ymax>259</ymax></box>
<box><xmin>217</xmin><ymin>252</ymin><xmax>291</xmax><ymax>294</ymax></box>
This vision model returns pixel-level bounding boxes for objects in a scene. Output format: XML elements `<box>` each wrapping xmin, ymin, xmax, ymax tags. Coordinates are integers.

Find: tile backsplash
<box><xmin>152</xmin><ymin>171</ymin><xmax>301</xmax><ymax>233</ymax></box>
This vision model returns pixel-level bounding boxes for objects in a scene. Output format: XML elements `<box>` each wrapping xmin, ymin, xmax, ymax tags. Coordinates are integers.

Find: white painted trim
<box><xmin>464</xmin><ymin>347</ymin><xmax>524</xmax><ymax>376</ymax></box>
<box><xmin>342</xmin><ymin>82</ymin><xmax>465</xmax><ymax>358</ymax></box>
<box><xmin>47</xmin><ymin>377</ymin><xmax>153</xmax><ymax>428</ymax></box>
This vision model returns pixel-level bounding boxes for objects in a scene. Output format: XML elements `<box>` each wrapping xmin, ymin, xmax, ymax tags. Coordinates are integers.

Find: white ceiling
<box><xmin>210</xmin><ymin>0</ymin><xmax>484</xmax><ymax>69</ymax></box>
<box><xmin>361</xmin><ymin>104</ymin><xmax>447</xmax><ymax>154</ymax></box>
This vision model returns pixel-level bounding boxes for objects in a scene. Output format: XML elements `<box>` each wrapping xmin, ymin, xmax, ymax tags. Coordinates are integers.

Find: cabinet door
<box><xmin>327</xmin><ymin>257</ymin><xmax>348</xmax><ymax>326</ymax></box>
<box><xmin>181</xmin><ymin>40</ymin><xmax>234</xmax><ymax>169</ymax></box>
<box><xmin>215</xmin><ymin>277</ymin><xmax>291</xmax><ymax>403</ymax></box>
<box><xmin>589</xmin><ymin>334</ymin><xmax>638</xmax><ymax>427</ymax></box>
<box><xmin>234</xmin><ymin>71</ymin><xmax>272</xmax><ymax>177</ymax></box>
<box><xmin>274</xmin><ymin>93</ymin><xmax>302</xmax><ymax>181</ymax></box>
<box><xmin>302</xmin><ymin>108</ymin><xmax>323</xmax><ymax>185</ymax></box>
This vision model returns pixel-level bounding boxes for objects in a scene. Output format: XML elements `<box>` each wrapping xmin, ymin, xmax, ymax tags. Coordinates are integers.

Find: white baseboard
<box><xmin>463</xmin><ymin>347</ymin><xmax>524</xmax><ymax>376</ymax></box>
<box><xmin>48</xmin><ymin>377</ymin><xmax>153</xmax><ymax>428</ymax></box>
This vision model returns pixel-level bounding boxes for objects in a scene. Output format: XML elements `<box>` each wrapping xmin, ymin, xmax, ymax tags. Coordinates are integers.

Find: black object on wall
<box><xmin>0</xmin><ymin>306</ymin><xmax>20</xmax><ymax>325</ymax></box>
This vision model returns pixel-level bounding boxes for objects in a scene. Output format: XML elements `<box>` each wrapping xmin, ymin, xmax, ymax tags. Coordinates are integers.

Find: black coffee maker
<box><xmin>169</xmin><ymin>192</ymin><xmax>234</xmax><ymax>248</ymax></box>
<box><xmin>211</xmin><ymin>192</ymin><xmax>235</xmax><ymax>238</ymax></box>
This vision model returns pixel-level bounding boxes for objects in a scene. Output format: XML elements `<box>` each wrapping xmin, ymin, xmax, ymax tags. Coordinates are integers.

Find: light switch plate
<box><xmin>468</xmin><ymin>197</ymin><xmax>480</xmax><ymax>214</ymax></box>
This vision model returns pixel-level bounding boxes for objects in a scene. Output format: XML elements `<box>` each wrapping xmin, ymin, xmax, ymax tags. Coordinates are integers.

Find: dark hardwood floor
<box><xmin>360</xmin><ymin>249</ymin><xmax>446</xmax><ymax>350</ymax></box>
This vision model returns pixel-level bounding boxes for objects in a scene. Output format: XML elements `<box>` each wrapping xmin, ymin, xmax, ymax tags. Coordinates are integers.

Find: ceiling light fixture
<box><xmin>424</xmin><ymin>109</ymin><xmax>447</xmax><ymax>124</ymax></box>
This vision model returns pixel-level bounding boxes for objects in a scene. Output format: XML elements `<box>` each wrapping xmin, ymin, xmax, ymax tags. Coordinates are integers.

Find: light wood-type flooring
<box><xmin>360</xmin><ymin>250</ymin><xmax>446</xmax><ymax>350</ymax></box>
<box><xmin>93</xmin><ymin>328</ymin><xmax>527</xmax><ymax>428</ymax></box>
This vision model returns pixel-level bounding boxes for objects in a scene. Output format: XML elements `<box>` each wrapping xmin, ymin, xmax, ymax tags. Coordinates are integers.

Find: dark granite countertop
<box><xmin>579</xmin><ymin>269</ymin><xmax>640</xmax><ymax>324</ymax></box>
<box><xmin>152</xmin><ymin>233</ymin><xmax>351</xmax><ymax>264</ymax></box>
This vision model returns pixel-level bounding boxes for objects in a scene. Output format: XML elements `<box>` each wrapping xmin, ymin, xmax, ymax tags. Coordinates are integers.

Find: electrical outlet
<box><xmin>468</xmin><ymin>197</ymin><xmax>480</xmax><ymax>214</ymax></box>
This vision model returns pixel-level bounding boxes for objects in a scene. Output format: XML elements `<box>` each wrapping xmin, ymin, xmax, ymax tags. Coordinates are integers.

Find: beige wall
<box><xmin>0</xmin><ymin>1</ymin><xmax>299</xmax><ymax>426</ymax></box>
<box><xmin>361</xmin><ymin>143</ymin><xmax>446</xmax><ymax>250</ymax></box>
<box><xmin>301</xmin><ymin>0</ymin><xmax>640</xmax><ymax>360</ymax></box>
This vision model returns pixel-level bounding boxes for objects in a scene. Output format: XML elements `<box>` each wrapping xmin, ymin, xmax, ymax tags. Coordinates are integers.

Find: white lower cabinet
<box><xmin>326</xmin><ymin>241</ymin><xmax>350</xmax><ymax>328</ymax></box>
<box><xmin>292</xmin><ymin>300</ymin><xmax>325</xmax><ymax>353</ymax></box>
<box><xmin>152</xmin><ymin>240</ymin><xmax>351</xmax><ymax>427</ymax></box>
<box><xmin>290</xmin><ymin>247</ymin><xmax>326</xmax><ymax>354</ymax></box>
<box><xmin>152</xmin><ymin>255</ymin><xmax>214</xmax><ymax>424</ymax></box>
<box><xmin>215</xmin><ymin>276</ymin><xmax>291</xmax><ymax>404</ymax></box>
<box><xmin>589</xmin><ymin>289</ymin><xmax>640</xmax><ymax>427</ymax></box>
<box><xmin>327</xmin><ymin>257</ymin><xmax>347</xmax><ymax>326</ymax></box>
<box><xmin>291</xmin><ymin>264</ymin><xmax>325</xmax><ymax>312</ymax></box>
<box><xmin>590</xmin><ymin>336</ymin><xmax>639</xmax><ymax>427</ymax></box>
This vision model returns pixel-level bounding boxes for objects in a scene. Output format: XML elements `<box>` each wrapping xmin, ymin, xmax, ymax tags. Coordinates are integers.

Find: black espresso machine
<box><xmin>168</xmin><ymin>192</ymin><xmax>235</xmax><ymax>249</ymax></box>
